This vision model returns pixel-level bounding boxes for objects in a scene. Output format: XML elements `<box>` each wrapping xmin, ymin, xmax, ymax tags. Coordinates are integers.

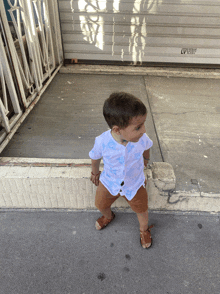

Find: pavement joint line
<box><xmin>144</xmin><ymin>77</ymin><xmax>164</xmax><ymax>162</ymax></box>
<box><xmin>0</xmin><ymin>208</ymin><xmax>219</xmax><ymax>216</ymax></box>
<box><xmin>0</xmin><ymin>157</ymin><xmax>95</xmax><ymax>167</ymax></box>
<box><xmin>0</xmin><ymin>162</ymin><xmax>92</xmax><ymax>167</ymax></box>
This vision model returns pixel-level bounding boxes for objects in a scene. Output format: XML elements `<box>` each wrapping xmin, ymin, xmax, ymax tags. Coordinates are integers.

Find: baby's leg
<box><xmin>125</xmin><ymin>185</ymin><xmax>149</xmax><ymax>230</ymax></box>
<box><xmin>95</xmin><ymin>182</ymin><xmax>119</xmax><ymax>229</ymax></box>
<box><xmin>95</xmin><ymin>182</ymin><xmax>119</xmax><ymax>217</ymax></box>
<box><xmin>125</xmin><ymin>185</ymin><xmax>153</xmax><ymax>248</ymax></box>
<box><xmin>98</xmin><ymin>207</ymin><xmax>113</xmax><ymax>220</ymax></box>
<box><xmin>136</xmin><ymin>210</ymin><xmax>149</xmax><ymax>232</ymax></box>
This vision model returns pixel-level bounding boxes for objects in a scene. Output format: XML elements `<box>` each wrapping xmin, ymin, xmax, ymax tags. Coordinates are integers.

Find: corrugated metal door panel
<box><xmin>58</xmin><ymin>0</ymin><xmax>220</xmax><ymax>64</ymax></box>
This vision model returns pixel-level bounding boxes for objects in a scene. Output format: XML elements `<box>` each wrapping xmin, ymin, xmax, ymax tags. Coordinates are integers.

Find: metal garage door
<box><xmin>58</xmin><ymin>0</ymin><xmax>220</xmax><ymax>65</ymax></box>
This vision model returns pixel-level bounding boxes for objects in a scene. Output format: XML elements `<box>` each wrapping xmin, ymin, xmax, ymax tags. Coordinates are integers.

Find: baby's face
<box><xmin>119</xmin><ymin>114</ymin><xmax>147</xmax><ymax>143</ymax></box>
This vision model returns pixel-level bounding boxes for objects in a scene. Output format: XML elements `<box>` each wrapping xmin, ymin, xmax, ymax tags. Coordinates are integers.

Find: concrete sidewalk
<box><xmin>0</xmin><ymin>72</ymin><xmax>161</xmax><ymax>161</ymax></box>
<box><xmin>0</xmin><ymin>66</ymin><xmax>220</xmax><ymax>213</ymax></box>
<box><xmin>0</xmin><ymin>210</ymin><xmax>220</xmax><ymax>294</ymax></box>
<box><xmin>144</xmin><ymin>75</ymin><xmax>220</xmax><ymax>194</ymax></box>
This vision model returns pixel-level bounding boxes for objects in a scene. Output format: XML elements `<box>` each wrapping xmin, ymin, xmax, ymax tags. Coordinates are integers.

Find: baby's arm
<box><xmin>90</xmin><ymin>159</ymin><xmax>101</xmax><ymax>186</ymax></box>
<box><xmin>143</xmin><ymin>149</ymin><xmax>150</xmax><ymax>167</ymax></box>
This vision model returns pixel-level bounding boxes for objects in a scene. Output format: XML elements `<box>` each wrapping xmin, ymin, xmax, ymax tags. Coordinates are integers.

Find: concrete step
<box><xmin>1</xmin><ymin>157</ymin><xmax>219</xmax><ymax>214</ymax></box>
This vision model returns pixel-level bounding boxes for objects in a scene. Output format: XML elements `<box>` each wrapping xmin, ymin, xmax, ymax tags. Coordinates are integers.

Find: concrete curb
<box><xmin>1</xmin><ymin>157</ymin><xmax>220</xmax><ymax>213</ymax></box>
<box><xmin>60</xmin><ymin>64</ymin><xmax>220</xmax><ymax>79</ymax></box>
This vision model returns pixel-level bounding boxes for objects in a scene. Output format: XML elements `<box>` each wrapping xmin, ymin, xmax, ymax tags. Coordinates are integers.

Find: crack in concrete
<box><xmin>167</xmin><ymin>191</ymin><xmax>187</xmax><ymax>204</ymax></box>
<box><xmin>144</xmin><ymin>78</ymin><xmax>164</xmax><ymax>162</ymax></box>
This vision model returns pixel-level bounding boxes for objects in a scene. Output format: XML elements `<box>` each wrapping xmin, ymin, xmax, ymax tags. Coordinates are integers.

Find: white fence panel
<box><xmin>0</xmin><ymin>0</ymin><xmax>63</xmax><ymax>153</ymax></box>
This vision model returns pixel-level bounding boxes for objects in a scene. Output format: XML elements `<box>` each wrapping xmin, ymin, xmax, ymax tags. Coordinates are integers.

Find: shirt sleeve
<box><xmin>89</xmin><ymin>136</ymin><xmax>103</xmax><ymax>160</ymax></box>
<box><xmin>143</xmin><ymin>133</ymin><xmax>153</xmax><ymax>150</ymax></box>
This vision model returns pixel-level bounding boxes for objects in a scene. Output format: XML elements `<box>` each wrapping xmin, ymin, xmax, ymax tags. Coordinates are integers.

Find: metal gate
<box><xmin>0</xmin><ymin>0</ymin><xmax>63</xmax><ymax>153</ymax></box>
<box><xmin>59</xmin><ymin>0</ymin><xmax>220</xmax><ymax>65</ymax></box>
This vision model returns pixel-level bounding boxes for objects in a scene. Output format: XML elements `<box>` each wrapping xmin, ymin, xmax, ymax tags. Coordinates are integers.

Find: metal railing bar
<box><xmin>0</xmin><ymin>63</ymin><xmax>63</xmax><ymax>154</ymax></box>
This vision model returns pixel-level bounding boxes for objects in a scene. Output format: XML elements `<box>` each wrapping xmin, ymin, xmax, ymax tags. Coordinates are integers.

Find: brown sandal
<box><xmin>140</xmin><ymin>225</ymin><xmax>154</xmax><ymax>249</ymax></box>
<box><xmin>95</xmin><ymin>212</ymin><xmax>115</xmax><ymax>230</ymax></box>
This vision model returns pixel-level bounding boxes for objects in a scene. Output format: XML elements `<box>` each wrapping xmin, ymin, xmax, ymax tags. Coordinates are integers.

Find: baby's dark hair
<box><xmin>103</xmin><ymin>92</ymin><xmax>147</xmax><ymax>129</ymax></box>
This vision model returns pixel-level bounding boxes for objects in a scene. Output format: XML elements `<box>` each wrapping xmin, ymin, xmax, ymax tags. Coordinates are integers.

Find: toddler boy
<box><xmin>89</xmin><ymin>92</ymin><xmax>154</xmax><ymax>249</ymax></box>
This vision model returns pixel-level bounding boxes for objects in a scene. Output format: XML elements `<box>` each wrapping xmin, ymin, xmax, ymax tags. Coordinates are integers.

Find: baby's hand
<box><xmin>90</xmin><ymin>171</ymin><xmax>101</xmax><ymax>186</ymax></box>
<box><xmin>144</xmin><ymin>159</ymin><xmax>149</xmax><ymax>167</ymax></box>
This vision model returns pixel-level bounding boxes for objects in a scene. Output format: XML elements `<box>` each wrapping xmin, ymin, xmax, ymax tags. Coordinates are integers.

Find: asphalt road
<box><xmin>0</xmin><ymin>210</ymin><xmax>219</xmax><ymax>294</ymax></box>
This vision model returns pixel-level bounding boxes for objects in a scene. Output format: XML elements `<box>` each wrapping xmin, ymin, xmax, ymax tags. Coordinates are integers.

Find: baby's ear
<box><xmin>112</xmin><ymin>125</ymin><xmax>120</xmax><ymax>135</ymax></box>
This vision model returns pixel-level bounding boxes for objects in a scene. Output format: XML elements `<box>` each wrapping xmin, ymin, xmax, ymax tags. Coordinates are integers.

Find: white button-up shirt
<box><xmin>89</xmin><ymin>130</ymin><xmax>153</xmax><ymax>200</ymax></box>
